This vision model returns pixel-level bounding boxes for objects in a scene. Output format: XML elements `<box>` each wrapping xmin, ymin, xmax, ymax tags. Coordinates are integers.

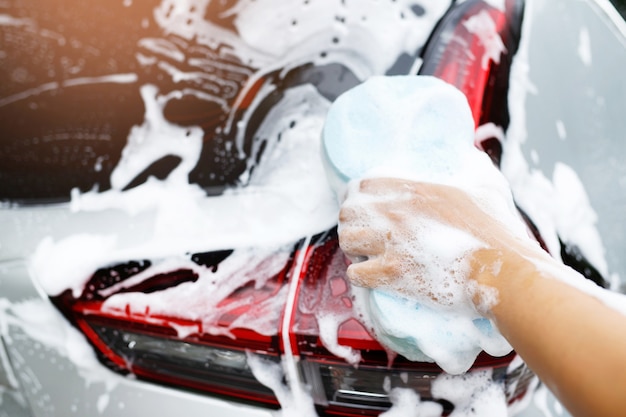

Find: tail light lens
<box><xmin>52</xmin><ymin>245</ymin><xmax>298</xmax><ymax>408</ymax></box>
<box><xmin>87</xmin><ymin>319</ymin><xmax>280</xmax><ymax>406</ymax></box>
<box><xmin>420</xmin><ymin>0</ymin><xmax>525</xmax><ymax>166</ymax></box>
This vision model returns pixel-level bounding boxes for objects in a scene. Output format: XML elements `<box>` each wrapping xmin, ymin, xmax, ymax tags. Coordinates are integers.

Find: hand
<box><xmin>338</xmin><ymin>178</ymin><xmax>536</xmax><ymax>306</ymax></box>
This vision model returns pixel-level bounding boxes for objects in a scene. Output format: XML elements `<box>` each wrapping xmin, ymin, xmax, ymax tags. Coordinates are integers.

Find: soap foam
<box><xmin>432</xmin><ymin>370</ymin><xmax>508</xmax><ymax>416</ymax></box>
<box><xmin>379</xmin><ymin>387</ymin><xmax>443</xmax><ymax>417</ymax></box>
<box><xmin>0</xmin><ymin>298</ymin><xmax>121</xmax><ymax>411</ymax></box>
<box><xmin>324</xmin><ymin>75</ymin><xmax>530</xmax><ymax>374</ymax></box>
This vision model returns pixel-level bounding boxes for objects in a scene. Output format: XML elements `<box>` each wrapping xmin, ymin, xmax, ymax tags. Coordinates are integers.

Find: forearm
<box><xmin>474</xmin><ymin>248</ymin><xmax>626</xmax><ymax>417</ymax></box>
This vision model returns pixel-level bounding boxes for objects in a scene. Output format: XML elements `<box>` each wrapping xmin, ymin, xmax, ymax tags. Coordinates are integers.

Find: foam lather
<box><xmin>322</xmin><ymin>75</ymin><xmax>525</xmax><ymax>374</ymax></box>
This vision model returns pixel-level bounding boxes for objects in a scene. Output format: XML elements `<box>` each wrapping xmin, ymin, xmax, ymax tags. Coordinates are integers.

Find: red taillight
<box><xmin>420</xmin><ymin>0</ymin><xmax>523</xmax><ymax>126</ymax></box>
<box><xmin>52</xmin><ymin>246</ymin><xmax>297</xmax><ymax>408</ymax></box>
<box><xmin>81</xmin><ymin>315</ymin><xmax>281</xmax><ymax>406</ymax></box>
<box><xmin>420</xmin><ymin>0</ymin><xmax>524</xmax><ymax>166</ymax></box>
<box><xmin>421</xmin><ymin>6</ymin><xmax>506</xmax><ymax>128</ymax></box>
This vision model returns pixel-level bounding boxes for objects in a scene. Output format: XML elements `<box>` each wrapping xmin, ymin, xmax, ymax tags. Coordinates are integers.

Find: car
<box><xmin>1</xmin><ymin>0</ymin><xmax>623</xmax><ymax>416</ymax></box>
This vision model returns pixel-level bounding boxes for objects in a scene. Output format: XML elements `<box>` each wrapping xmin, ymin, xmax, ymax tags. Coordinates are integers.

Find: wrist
<box><xmin>468</xmin><ymin>246</ymin><xmax>535</xmax><ymax>316</ymax></box>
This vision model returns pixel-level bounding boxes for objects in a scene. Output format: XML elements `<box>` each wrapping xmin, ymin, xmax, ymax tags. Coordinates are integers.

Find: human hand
<box><xmin>338</xmin><ymin>177</ymin><xmax>536</xmax><ymax>308</ymax></box>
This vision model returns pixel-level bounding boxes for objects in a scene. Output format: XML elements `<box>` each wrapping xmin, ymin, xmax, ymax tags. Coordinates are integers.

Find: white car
<box><xmin>1</xmin><ymin>0</ymin><xmax>625</xmax><ymax>416</ymax></box>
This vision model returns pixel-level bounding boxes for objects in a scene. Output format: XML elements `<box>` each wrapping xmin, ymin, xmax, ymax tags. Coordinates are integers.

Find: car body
<box><xmin>1</xmin><ymin>0</ymin><xmax>625</xmax><ymax>416</ymax></box>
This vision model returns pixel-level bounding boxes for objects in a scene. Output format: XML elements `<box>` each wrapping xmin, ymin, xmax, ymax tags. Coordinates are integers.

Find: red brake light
<box><xmin>420</xmin><ymin>0</ymin><xmax>524</xmax><ymax>166</ymax></box>
<box><xmin>51</xmin><ymin>246</ymin><xmax>298</xmax><ymax>408</ymax></box>
<box><xmin>420</xmin><ymin>0</ymin><xmax>523</xmax><ymax>126</ymax></box>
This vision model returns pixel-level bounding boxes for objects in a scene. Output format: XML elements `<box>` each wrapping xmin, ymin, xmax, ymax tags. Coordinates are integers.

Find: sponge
<box><xmin>322</xmin><ymin>75</ymin><xmax>520</xmax><ymax>374</ymax></box>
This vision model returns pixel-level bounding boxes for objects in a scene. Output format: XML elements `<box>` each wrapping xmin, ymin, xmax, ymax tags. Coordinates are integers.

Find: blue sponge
<box><xmin>322</xmin><ymin>75</ymin><xmax>513</xmax><ymax>374</ymax></box>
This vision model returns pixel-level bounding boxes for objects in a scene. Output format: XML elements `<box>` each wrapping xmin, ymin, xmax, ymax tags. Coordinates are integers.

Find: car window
<box><xmin>610</xmin><ymin>0</ymin><xmax>626</xmax><ymax>18</ymax></box>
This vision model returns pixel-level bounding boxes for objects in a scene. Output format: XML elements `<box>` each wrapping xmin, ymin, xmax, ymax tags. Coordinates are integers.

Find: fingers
<box><xmin>357</xmin><ymin>178</ymin><xmax>466</xmax><ymax>207</ymax></box>
<box><xmin>339</xmin><ymin>179</ymin><xmax>408</xmax><ymax>281</ymax></box>
<box><xmin>359</xmin><ymin>177</ymin><xmax>416</xmax><ymax>194</ymax></box>
<box><xmin>354</xmin><ymin>178</ymin><xmax>485</xmax><ymax>234</ymax></box>
<box><xmin>338</xmin><ymin>226</ymin><xmax>386</xmax><ymax>260</ymax></box>
<box><xmin>339</xmin><ymin>195</ymin><xmax>397</xmax><ymax>261</ymax></box>
<box><xmin>357</xmin><ymin>177</ymin><xmax>434</xmax><ymax>198</ymax></box>
<box><xmin>346</xmin><ymin>256</ymin><xmax>392</xmax><ymax>288</ymax></box>
<box><xmin>339</xmin><ymin>205</ymin><xmax>386</xmax><ymax>260</ymax></box>
<box><xmin>338</xmin><ymin>178</ymin><xmax>438</xmax><ymax>292</ymax></box>
<box><xmin>337</xmin><ymin>177</ymin><xmax>509</xmax><ymax>304</ymax></box>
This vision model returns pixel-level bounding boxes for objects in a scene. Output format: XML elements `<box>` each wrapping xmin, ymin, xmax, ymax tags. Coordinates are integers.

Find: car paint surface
<box><xmin>513</xmin><ymin>0</ymin><xmax>625</xmax><ymax>415</ymax></box>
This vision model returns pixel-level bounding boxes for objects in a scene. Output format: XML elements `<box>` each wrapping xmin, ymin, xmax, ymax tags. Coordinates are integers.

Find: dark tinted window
<box><xmin>610</xmin><ymin>0</ymin><xmax>626</xmax><ymax>19</ymax></box>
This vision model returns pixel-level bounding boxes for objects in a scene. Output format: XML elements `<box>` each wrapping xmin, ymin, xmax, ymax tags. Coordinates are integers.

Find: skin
<box><xmin>338</xmin><ymin>177</ymin><xmax>626</xmax><ymax>417</ymax></box>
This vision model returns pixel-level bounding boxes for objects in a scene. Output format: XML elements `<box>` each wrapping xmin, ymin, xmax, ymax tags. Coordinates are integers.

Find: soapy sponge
<box><xmin>322</xmin><ymin>75</ymin><xmax>525</xmax><ymax>374</ymax></box>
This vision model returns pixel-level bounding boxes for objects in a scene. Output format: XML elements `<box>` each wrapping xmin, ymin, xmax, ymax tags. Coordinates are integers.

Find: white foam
<box><xmin>100</xmin><ymin>247</ymin><xmax>292</xmax><ymax>338</ymax></box>
<box><xmin>246</xmin><ymin>352</ymin><xmax>317</xmax><ymax>417</ymax></box>
<box><xmin>431</xmin><ymin>371</ymin><xmax>508</xmax><ymax>416</ymax></box>
<box><xmin>30</xmin><ymin>234</ymin><xmax>119</xmax><ymax>298</ymax></box>
<box><xmin>69</xmin><ymin>84</ymin><xmax>339</xmax><ymax>255</ymax></box>
<box><xmin>234</xmin><ymin>0</ymin><xmax>451</xmax><ymax>77</ymax></box>
<box><xmin>0</xmin><ymin>298</ymin><xmax>121</xmax><ymax>395</ymax></box>
<box><xmin>552</xmin><ymin>162</ymin><xmax>608</xmax><ymax>276</ymax></box>
<box><xmin>110</xmin><ymin>84</ymin><xmax>204</xmax><ymax>190</ymax></box>
<box><xmin>379</xmin><ymin>387</ymin><xmax>443</xmax><ymax>417</ymax></box>
<box><xmin>463</xmin><ymin>10</ymin><xmax>507</xmax><ymax>69</ymax></box>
